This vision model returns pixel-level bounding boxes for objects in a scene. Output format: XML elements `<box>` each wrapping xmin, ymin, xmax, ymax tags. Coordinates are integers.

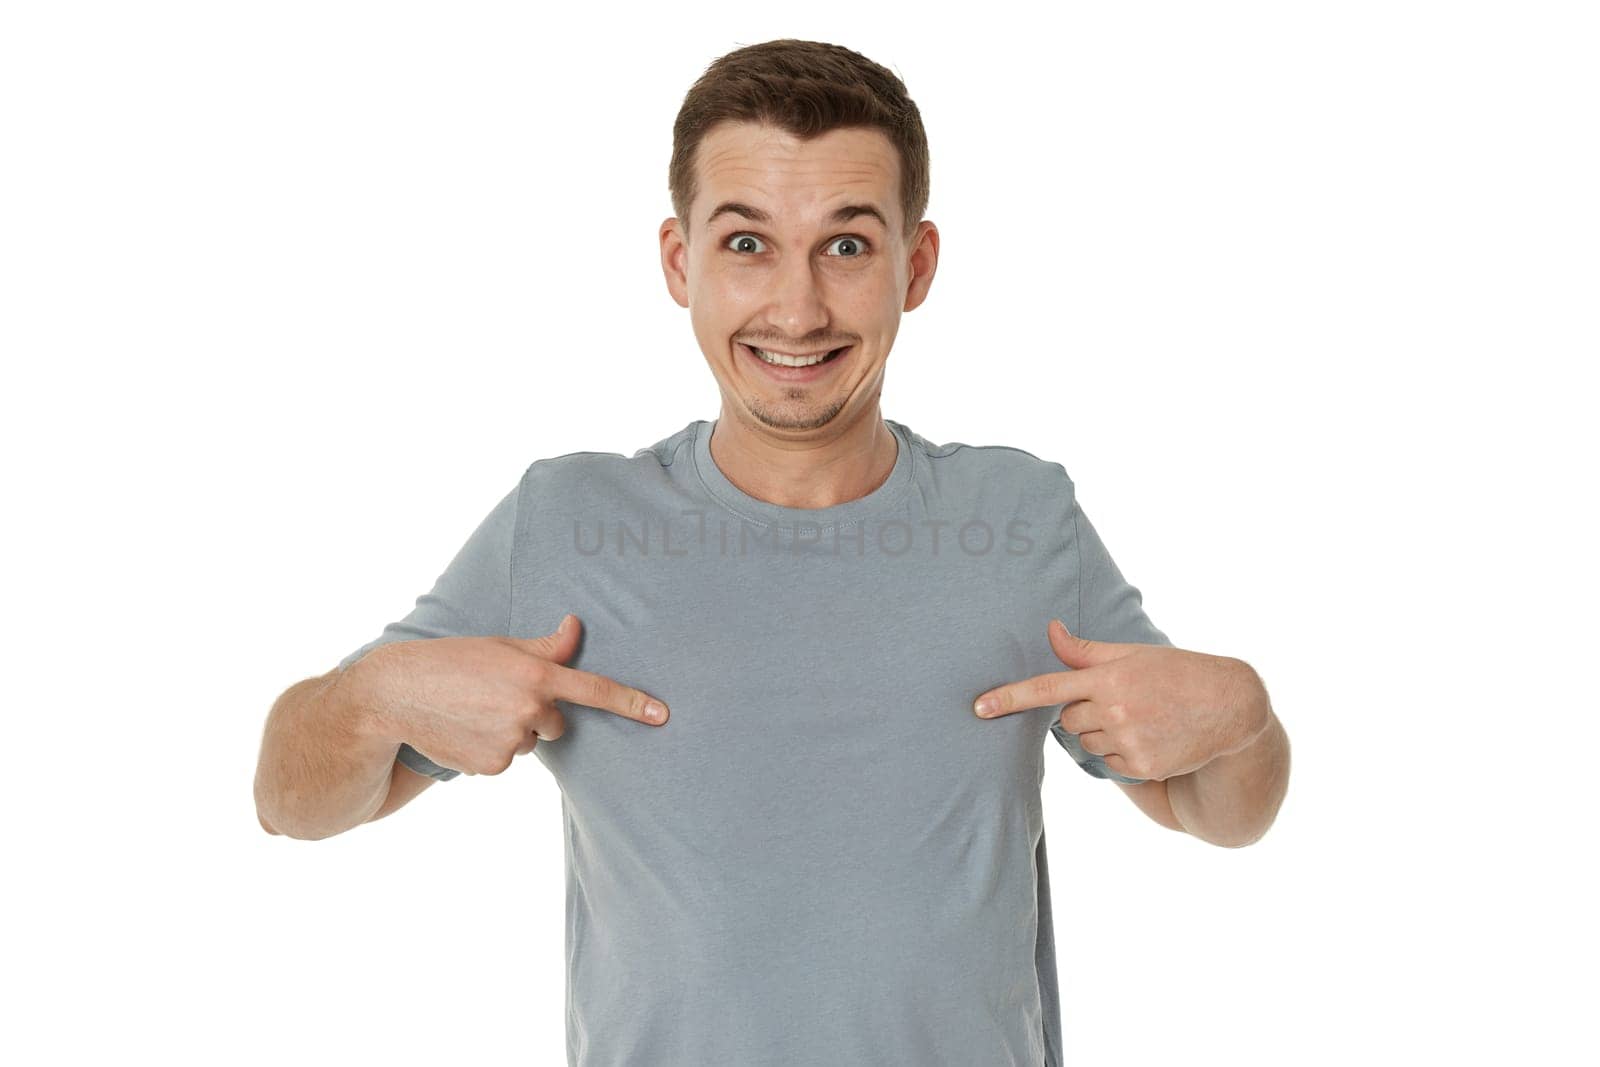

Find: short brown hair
<box><xmin>669</xmin><ymin>39</ymin><xmax>930</xmax><ymax>246</ymax></box>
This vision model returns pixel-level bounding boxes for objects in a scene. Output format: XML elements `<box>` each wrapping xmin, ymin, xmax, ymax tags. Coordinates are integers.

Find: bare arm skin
<box><xmin>254</xmin><ymin>664</ymin><xmax>404</xmax><ymax>841</ymax></box>
<box><xmin>1115</xmin><ymin>777</ymin><xmax>1185</xmax><ymax>832</ymax></box>
<box><xmin>259</xmin><ymin>750</ymin><xmax>436</xmax><ymax>834</ymax></box>
<box><xmin>366</xmin><ymin>760</ymin><xmax>437</xmax><ymax>822</ymax></box>
<box><xmin>254</xmin><ymin>616</ymin><xmax>670</xmax><ymax>840</ymax></box>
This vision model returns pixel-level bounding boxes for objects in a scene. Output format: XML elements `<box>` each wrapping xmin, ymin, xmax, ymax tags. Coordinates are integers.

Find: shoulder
<box><xmin>517</xmin><ymin>420</ymin><xmax>698</xmax><ymax>500</ymax></box>
<box><xmin>890</xmin><ymin>419</ymin><xmax>1077</xmax><ymax>503</ymax></box>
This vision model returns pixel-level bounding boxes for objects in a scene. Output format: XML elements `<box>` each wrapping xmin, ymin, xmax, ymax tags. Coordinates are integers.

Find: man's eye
<box><xmin>824</xmin><ymin>235</ymin><xmax>869</xmax><ymax>258</ymax></box>
<box><xmin>723</xmin><ymin>233</ymin><xmax>871</xmax><ymax>257</ymax></box>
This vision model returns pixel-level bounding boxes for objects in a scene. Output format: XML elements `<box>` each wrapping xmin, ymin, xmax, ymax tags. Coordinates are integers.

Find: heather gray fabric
<box><xmin>338</xmin><ymin>416</ymin><xmax>1171</xmax><ymax>1067</ymax></box>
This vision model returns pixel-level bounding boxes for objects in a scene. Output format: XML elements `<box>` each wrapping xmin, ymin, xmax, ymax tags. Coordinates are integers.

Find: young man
<box><xmin>255</xmin><ymin>38</ymin><xmax>1290</xmax><ymax>1067</ymax></box>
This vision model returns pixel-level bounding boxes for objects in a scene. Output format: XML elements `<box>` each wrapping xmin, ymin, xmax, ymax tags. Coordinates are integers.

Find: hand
<box><xmin>342</xmin><ymin>614</ymin><xmax>669</xmax><ymax>776</ymax></box>
<box><xmin>971</xmin><ymin>618</ymin><xmax>1268</xmax><ymax>781</ymax></box>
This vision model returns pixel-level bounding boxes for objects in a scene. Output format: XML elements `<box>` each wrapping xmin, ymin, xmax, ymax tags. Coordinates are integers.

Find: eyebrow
<box><xmin>704</xmin><ymin>201</ymin><xmax>889</xmax><ymax>231</ymax></box>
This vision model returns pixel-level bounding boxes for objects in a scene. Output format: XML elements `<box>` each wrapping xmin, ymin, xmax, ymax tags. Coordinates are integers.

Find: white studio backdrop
<box><xmin>2</xmin><ymin>2</ymin><xmax>1594</xmax><ymax>1063</ymax></box>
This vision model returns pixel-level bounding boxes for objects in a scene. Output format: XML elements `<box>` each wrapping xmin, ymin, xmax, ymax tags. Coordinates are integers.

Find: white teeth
<box><xmin>751</xmin><ymin>346</ymin><xmax>837</xmax><ymax>367</ymax></box>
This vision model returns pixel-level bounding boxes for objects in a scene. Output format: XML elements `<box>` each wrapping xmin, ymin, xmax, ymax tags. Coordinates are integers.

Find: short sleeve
<box><xmin>1049</xmin><ymin>487</ymin><xmax>1172</xmax><ymax>785</ymax></box>
<box><xmin>336</xmin><ymin>476</ymin><xmax>523</xmax><ymax>781</ymax></box>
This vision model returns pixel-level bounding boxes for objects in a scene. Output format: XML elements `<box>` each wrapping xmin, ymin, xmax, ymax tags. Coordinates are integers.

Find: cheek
<box><xmin>691</xmin><ymin>274</ymin><xmax>762</xmax><ymax>318</ymax></box>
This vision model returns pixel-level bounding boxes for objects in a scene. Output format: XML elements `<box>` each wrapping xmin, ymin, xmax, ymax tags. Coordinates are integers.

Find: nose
<box><xmin>763</xmin><ymin>248</ymin><xmax>831</xmax><ymax>342</ymax></box>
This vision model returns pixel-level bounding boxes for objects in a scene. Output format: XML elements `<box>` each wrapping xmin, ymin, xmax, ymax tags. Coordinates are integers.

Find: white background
<box><xmin>4</xmin><ymin>2</ymin><xmax>1595</xmax><ymax>1063</ymax></box>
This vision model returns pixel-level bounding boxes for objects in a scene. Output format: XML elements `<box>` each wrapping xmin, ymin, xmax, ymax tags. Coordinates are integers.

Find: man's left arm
<box><xmin>1060</xmin><ymin>478</ymin><xmax>1291</xmax><ymax>845</ymax></box>
<box><xmin>1118</xmin><ymin>663</ymin><xmax>1291</xmax><ymax>848</ymax></box>
<box><xmin>992</xmin><ymin>479</ymin><xmax>1291</xmax><ymax>846</ymax></box>
<box><xmin>981</xmin><ymin>627</ymin><xmax>1291</xmax><ymax>847</ymax></box>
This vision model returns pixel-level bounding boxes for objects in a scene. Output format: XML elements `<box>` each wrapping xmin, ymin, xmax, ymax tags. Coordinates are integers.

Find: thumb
<box><xmin>505</xmin><ymin>613</ymin><xmax>583</xmax><ymax>663</ymax></box>
<box><xmin>1048</xmin><ymin>617</ymin><xmax>1118</xmax><ymax>668</ymax></box>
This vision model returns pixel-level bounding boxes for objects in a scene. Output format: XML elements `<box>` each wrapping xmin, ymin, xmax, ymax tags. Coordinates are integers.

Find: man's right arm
<box><xmin>254</xmin><ymin>658</ymin><xmax>409</xmax><ymax>840</ymax></box>
<box><xmin>256</xmin><ymin>469</ymin><xmax>528</xmax><ymax>837</ymax></box>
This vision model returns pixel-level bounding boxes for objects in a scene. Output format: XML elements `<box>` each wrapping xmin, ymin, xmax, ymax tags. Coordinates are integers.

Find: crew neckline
<box><xmin>692</xmin><ymin>416</ymin><xmax>914</xmax><ymax>529</ymax></box>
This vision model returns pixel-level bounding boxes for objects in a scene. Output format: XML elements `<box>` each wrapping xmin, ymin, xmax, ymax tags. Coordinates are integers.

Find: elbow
<box><xmin>1230</xmin><ymin>820</ymin><xmax>1278</xmax><ymax>848</ymax></box>
<box><xmin>1196</xmin><ymin>796</ymin><xmax>1285</xmax><ymax>849</ymax></box>
<box><xmin>254</xmin><ymin>784</ymin><xmax>329</xmax><ymax>841</ymax></box>
<box><xmin>1206</xmin><ymin>823</ymin><xmax>1273</xmax><ymax>849</ymax></box>
<box><xmin>254</xmin><ymin>785</ymin><xmax>368</xmax><ymax>842</ymax></box>
<box><xmin>254</xmin><ymin>770</ymin><xmax>283</xmax><ymax>836</ymax></box>
<box><xmin>257</xmin><ymin>813</ymin><xmax>350</xmax><ymax>842</ymax></box>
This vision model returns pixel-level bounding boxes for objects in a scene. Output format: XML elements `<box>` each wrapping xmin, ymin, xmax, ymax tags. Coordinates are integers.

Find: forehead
<box><xmin>694</xmin><ymin>122</ymin><xmax>899</xmax><ymax>227</ymax></box>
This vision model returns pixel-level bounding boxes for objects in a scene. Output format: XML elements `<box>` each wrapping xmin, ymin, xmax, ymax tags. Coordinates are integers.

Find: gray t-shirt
<box><xmin>339</xmin><ymin>417</ymin><xmax>1171</xmax><ymax>1067</ymax></box>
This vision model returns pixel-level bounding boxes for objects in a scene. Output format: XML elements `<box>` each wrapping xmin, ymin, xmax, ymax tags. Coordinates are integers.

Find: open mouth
<box><xmin>740</xmin><ymin>343</ymin><xmax>851</xmax><ymax>370</ymax></box>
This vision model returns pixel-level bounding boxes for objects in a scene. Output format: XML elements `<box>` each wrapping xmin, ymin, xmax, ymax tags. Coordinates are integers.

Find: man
<box><xmin>255</xmin><ymin>38</ymin><xmax>1290</xmax><ymax>1067</ymax></box>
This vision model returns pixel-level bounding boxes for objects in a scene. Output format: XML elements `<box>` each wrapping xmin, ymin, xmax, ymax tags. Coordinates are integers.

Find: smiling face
<box><xmin>660</xmin><ymin>121</ymin><xmax>938</xmax><ymax>437</ymax></box>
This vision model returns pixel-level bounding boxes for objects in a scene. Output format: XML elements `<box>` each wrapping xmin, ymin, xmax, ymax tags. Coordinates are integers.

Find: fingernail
<box><xmin>974</xmin><ymin>698</ymin><xmax>995</xmax><ymax>717</ymax></box>
<box><xmin>645</xmin><ymin>700</ymin><xmax>667</xmax><ymax>722</ymax></box>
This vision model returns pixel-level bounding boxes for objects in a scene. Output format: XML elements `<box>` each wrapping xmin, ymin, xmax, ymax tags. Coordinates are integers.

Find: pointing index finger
<box><xmin>974</xmin><ymin>668</ymin><xmax>1092</xmax><ymax>718</ymax></box>
<box><xmin>543</xmin><ymin>661</ymin><xmax>669</xmax><ymax>725</ymax></box>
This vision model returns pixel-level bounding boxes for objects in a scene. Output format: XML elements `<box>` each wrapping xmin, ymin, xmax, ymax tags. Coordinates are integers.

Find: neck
<box><xmin>708</xmin><ymin>406</ymin><xmax>898</xmax><ymax>510</ymax></box>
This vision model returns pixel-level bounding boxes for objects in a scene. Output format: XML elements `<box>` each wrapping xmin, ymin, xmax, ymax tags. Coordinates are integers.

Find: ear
<box><xmin>902</xmin><ymin>220</ymin><xmax>940</xmax><ymax>313</ymax></box>
<box><xmin>659</xmin><ymin>216</ymin><xmax>690</xmax><ymax>309</ymax></box>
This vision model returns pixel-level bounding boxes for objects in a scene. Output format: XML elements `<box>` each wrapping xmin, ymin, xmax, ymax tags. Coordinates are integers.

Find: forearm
<box><xmin>254</xmin><ymin>665</ymin><xmax>400</xmax><ymax>841</ymax></box>
<box><xmin>1167</xmin><ymin>705</ymin><xmax>1290</xmax><ymax>848</ymax></box>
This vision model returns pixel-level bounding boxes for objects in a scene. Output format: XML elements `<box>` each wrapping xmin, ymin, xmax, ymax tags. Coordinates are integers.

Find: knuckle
<box><xmin>521</xmin><ymin>656</ymin><xmax>551</xmax><ymax>689</ymax></box>
<box><xmin>588</xmin><ymin>673</ymin><xmax>614</xmax><ymax>709</ymax></box>
<box><xmin>500</xmin><ymin>726</ymin><xmax>528</xmax><ymax>757</ymax></box>
<box><xmin>518</xmin><ymin>704</ymin><xmax>542</xmax><ymax>733</ymax></box>
<box><xmin>535</xmin><ymin>710</ymin><xmax>567</xmax><ymax>741</ymax></box>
